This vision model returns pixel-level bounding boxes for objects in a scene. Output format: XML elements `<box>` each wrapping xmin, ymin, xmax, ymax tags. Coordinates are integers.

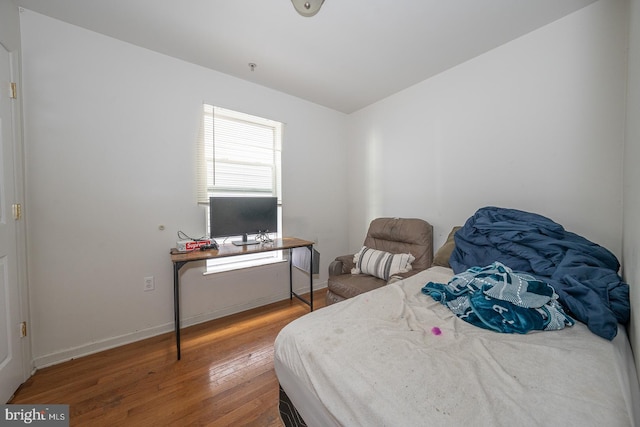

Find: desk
<box><xmin>170</xmin><ymin>237</ymin><xmax>314</xmax><ymax>360</ymax></box>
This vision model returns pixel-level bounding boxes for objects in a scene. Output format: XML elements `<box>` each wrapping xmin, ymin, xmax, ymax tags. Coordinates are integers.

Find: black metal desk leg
<box><xmin>289</xmin><ymin>248</ymin><xmax>294</xmax><ymax>300</ymax></box>
<box><xmin>308</xmin><ymin>245</ymin><xmax>314</xmax><ymax>311</ymax></box>
<box><xmin>173</xmin><ymin>261</ymin><xmax>184</xmax><ymax>360</ymax></box>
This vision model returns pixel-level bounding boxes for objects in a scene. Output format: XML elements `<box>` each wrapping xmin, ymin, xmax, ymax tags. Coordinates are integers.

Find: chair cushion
<box><xmin>327</xmin><ymin>274</ymin><xmax>387</xmax><ymax>300</ymax></box>
<box><xmin>352</xmin><ymin>247</ymin><xmax>415</xmax><ymax>281</ymax></box>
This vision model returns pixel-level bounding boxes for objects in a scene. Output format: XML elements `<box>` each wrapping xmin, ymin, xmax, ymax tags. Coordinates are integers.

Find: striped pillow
<box><xmin>351</xmin><ymin>247</ymin><xmax>415</xmax><ymax>281</ymax></box>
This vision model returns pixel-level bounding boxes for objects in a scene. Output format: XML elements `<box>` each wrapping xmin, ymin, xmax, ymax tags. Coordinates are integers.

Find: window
<box><xmin>197</xmin><ymin>104</ymin><xmax>284</xmax><ymax>272</ymax></box>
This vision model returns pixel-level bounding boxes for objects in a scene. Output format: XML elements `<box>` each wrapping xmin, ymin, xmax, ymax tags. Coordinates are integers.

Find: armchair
<box><xmin>326</xmin><ymin>217</ymin><xmax>433</xmax><ymax>305</ymax></box>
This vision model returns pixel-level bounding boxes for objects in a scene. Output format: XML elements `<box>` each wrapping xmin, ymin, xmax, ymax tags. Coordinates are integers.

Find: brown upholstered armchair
<box><xmin>326</xmin><ymin>217</ymin><xmax>433</xmax><ymax>305</ymax></box>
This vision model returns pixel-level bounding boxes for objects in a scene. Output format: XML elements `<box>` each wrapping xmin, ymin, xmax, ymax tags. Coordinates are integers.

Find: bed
<box><xmin>274</xmin><ymin>207</ymin><xmax>640</xmax><ymax>426</ymax></box>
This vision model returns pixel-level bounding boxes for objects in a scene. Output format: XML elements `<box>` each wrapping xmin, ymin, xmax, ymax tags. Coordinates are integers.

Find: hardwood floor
<box><xmin>10</xmin><ymin>289</ymin><xmax>327</xmax><ymax>426</ymax></box>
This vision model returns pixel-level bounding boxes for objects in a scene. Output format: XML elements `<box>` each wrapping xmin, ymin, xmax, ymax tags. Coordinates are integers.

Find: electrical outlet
<box><xmin>144</xmin><ymin>276</ymin><xmax>155</xmax><ymax>291</ymax></box>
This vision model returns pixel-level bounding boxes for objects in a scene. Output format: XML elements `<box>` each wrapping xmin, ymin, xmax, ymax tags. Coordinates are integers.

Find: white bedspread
<box><xmin>274</xmin><ymin>267</ymin><xmax>640</xmax><ymax>426</ymax></box>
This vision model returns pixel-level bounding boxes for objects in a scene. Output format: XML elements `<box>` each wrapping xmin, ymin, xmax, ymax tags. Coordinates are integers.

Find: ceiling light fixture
<box><xmin>291</xmin><ymin>0</ymin><xmax>324</xmax><ymax>17</ymax></box>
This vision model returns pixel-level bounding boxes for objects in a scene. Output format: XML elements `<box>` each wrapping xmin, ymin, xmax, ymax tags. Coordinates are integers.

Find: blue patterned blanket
<box><xmin>449</xmin><ymin>207</ymin><xmax>630</xmax><ymax>340</ymax></box>
<box><xmin>422</xmin><ymin>262</ymin><xmax>574</xmax><ymax>334</ymax></box>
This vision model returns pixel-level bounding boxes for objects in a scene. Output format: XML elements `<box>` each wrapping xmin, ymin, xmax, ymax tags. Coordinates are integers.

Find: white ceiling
<box><xmin>14</xmin><ymin>0</ymin><xmax>597</xmax><ymax>113</ymax></box>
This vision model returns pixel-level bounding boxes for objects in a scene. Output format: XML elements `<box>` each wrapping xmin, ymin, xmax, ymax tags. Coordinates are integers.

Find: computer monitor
<box><xmin>209</xmin><ymin>196</ymin><xmax>278</xmax><ymax>245</ymax></box>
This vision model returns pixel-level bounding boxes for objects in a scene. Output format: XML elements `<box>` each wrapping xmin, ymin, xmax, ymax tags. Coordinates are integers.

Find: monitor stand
<box><xmin>232</xmin><ymin>233</ymin><xmax>260</xmax><ymax>246</ymax></box>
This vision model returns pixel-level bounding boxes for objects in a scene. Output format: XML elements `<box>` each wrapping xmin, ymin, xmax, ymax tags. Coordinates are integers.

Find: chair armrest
<box><xmin>328</xmin><ymin>260</ymin><xmax>344</xmax><ymax>276</ymax></box>
<box><xmin>329</xmin><ymin>254</ymin><xmax>356</xmax><ymax>276</ymax></box>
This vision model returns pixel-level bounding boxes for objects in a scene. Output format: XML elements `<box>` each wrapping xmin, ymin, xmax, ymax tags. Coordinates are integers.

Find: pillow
<box><xmin>351</xmin><ymin>246</ymin><xmax>415</xmax><ymax>281</ymax></box>
<box><xmin>432</xmin><ymin>226</ymin><xmax>461</xmax><ymax>268</ymax></box>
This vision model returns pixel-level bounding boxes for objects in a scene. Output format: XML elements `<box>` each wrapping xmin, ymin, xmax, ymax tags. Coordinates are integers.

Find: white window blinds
<box><xmin>197</xmin><ymin>104</ymin><xmax>282</xmax><ymax>204</ymax></box>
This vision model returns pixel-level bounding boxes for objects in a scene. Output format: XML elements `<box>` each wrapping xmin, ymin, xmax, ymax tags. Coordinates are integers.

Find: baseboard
<box><xmin>33</xmin><ymin>282</ymin><xmax>327</xmax><ymax>369</ymax></box>
<box><xmin>33</xmin><ymin>322</ymin><xmax>173</xmax><ymax>369</ymax></box>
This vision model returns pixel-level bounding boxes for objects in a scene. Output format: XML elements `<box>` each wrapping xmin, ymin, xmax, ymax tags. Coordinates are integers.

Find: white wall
<box><xmin>347</xmin><ymin>0</ymin><xmax>627</xmax><ymax>258</ymax></box>
<box><xmin>623</xmin><ymin>0</ymin><xmax>640</xmax><ymax>380</ymax></box>
<box><xmin>19</xmin><ymin>9</ymin><xmax>349</xmax><ymax>367</ymax></box>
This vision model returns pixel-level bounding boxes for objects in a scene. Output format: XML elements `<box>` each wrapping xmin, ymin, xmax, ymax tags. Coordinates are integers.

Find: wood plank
<box><xmin>10</xmin><ymin>289</ymin><xmax>327</xmax><ymax>426</ymax></box>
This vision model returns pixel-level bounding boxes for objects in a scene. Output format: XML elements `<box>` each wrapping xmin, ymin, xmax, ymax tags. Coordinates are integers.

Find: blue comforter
<box><xmin>449</xmin><ymin>207</ymin><xmax>630</xmax><ymax>340</ymax></box>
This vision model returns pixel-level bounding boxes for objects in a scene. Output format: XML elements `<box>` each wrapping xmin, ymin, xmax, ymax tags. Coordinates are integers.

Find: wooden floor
<box><xmin>10</xmin><ymin>289</ymin><xmax>327</xmax><ymax>426</ymax></box>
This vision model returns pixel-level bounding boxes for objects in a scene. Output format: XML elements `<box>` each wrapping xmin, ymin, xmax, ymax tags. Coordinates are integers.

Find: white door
<box><xmin>0</xmin><ymin>42</ymin><xmax>24</xmax><ymax>403</ymax></box>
